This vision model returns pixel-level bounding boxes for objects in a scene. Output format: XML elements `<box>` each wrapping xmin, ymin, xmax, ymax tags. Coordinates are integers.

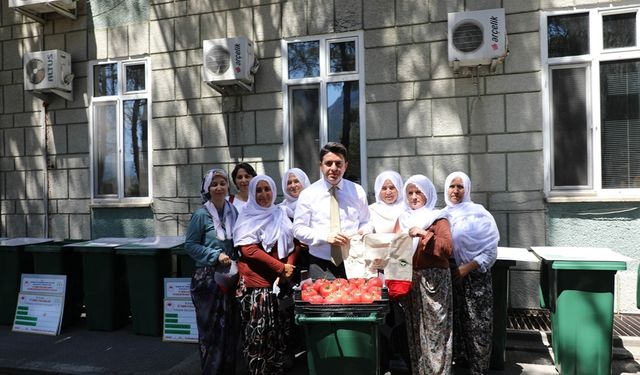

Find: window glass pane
<box><xmin>548</xmin><ymin>13</ymin><xmax>590</xmax><ymax>57</ymax></box>
<box><xmin>290</xmin><ymin>86</ymin><xmax>320</xmax><ymax>178</ymax></box>
<box><xmin>94</xmin><ymin>63</ymin><xmax>118</xmax><ymax>96</ymax></box>
<box><xmin>551</xmin><ymin>68</ymin><xmax>589</xmax><ymax>187</ymax></box>
<box><xmin>603</xmin><ymin>13</ymin><xmax>636</xmax><ymax>49</ymax></box>
<box><xmin>288</xmin><ymin>41</ymin><xmax>320</xmax><ymax>79</ymax></box>
<box><xmin>125</xmin><ymin>64</ymin><xmax>146</xmax><ymax>91</ymax></box>
<box><xmin>94</xmin><ymin>103</ymin><xmax>118</xmax><ymax>196</ymax></box>
<box><xmin>327</xmin><ymin>81</ymin><xmax>360</xmax><ymax>183</ymax></box>
<box><xmin>329</xmin><ymin>41</ymin><xmax>356</xmax><ymax>73</ymax></box>
<box><xmin>600</xmin><ymin>60</ymin><xmax>640</xmax><ymax>188</ymax></box>
<box><xmin>123</xmin><ymin>99</ymin><xmax>149</xmax><ymax>197</ymax></box>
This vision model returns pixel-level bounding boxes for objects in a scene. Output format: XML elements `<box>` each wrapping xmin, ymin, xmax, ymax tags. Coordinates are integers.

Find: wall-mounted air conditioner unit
<box><xmin>448</xmin><ymin>8</ymin><xmax>507</xmax><ymax>72</ymax></box>
<box><xmin>24</xmin><ymin>49</ymin><xmax>74</xmax><ymax>101</ymax></box>
<box><xmin>203</xmin><ymin>37</ymin><xmax>259</xmax><ymax>94</ymax></box>
<box><xmin>9</xmin><ymin>0</ymin><xmax>77</xmax><ymax>23</ymax></box>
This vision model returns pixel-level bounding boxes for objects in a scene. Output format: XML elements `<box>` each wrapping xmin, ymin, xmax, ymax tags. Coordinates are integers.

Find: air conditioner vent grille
<box><xmin>205</xmin><ymin>45</ymin><xmax>230</xmax><ymax>75</ymax></box>
<box><xmin>452</xmin><ymin>22</ymin><xmax>483</xmax><ymax>53</ymax></box>
<box><xmin>26</xmin><ymin>58</ymin><xmax>45</xmax><ymax>84</ymax></box>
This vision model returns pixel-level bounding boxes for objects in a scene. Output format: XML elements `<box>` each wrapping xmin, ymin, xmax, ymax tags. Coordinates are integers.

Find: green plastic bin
<box><xmin>296</xmin><ymin>313</ymin><xmax>385</xmax><ymax>375</ymax></box>
<box><xmin>116</xmin><ymin>236</ymin><xmax>183</xmax><ymax>336</ymax></box>
<box><xmin>490</xmin><ymin>247</ymin><xmax>539</xmax><ymax>370</ymax></box>
<box><xmin>0</xmin><ymin>238</ymin><xmax>52</xmax><ymax>325</ymax></box>
<box><xmin>171</xmin><ymin>246</ymin><xmax>196</xmax><ymax>278</ymax></box>
<box><xmin>531</xmin><ymin>246</ymin><xmax>629</xmax><ymax>375</ymax></box>
<box><xmin>490</xmin><ymin>258</ymin><xmax>516</xmax><ymax>370</ymax></box>
<box><xmin>25</xmin><ymin>240</ymin><xmax>83</xmax><ymax>327</ymax></box>
<box><xmin>69</xmin><ymin>238</ymin><xmax>141</xmax><ymax>331</ymax></box>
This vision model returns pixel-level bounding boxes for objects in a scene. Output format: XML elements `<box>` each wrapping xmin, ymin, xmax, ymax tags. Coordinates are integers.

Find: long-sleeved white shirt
<box><xmin>293</xmin><ymin>177</ymin><xmax>371</xmax><ymax>260</ymax></box>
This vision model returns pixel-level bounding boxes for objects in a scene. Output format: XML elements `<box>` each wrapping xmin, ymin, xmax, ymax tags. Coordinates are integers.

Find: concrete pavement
<box><xmin>1</xmin><ymin>321</ymin><xmax>639</xmax><ymax>375</ymax></box>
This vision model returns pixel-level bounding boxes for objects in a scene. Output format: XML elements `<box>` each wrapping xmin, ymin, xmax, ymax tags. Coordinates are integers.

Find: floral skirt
<box><xmin>403</xmin><ymin>268</ymin><xmax>453</xmax><ymax>375</ymax></box>
<box><xmin>237</xmin><ymin>280</ymin><xmax>286</xmax><ymax>375</ymax></box>
<box><xmin>191</xmin><ymin>266</ymin><xmax>241</xmax><ymax>375</ymax></box>
<box><xmin>452</xmin><ymin>269</ymin><xmax>493</xmax><ymax>375</ymax></box>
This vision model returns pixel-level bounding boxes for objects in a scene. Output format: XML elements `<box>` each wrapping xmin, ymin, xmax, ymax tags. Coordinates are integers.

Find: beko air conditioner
<box><xmin>24</xmin><ymin>49</ymin><xmax>74</xmax><ymax>101</ymax></box>
<box><xmin>9</xmin><ymin>0</ymin><xmax>77</xmax><ymax>23</ymax></box>
<box><xmin>448</xmin><ymin>8</ymin><xmax>507</xmax><ymax>72</ymax></box>
<box><xmin>202</xmin><ymin>37</ymin><xmax>259</xmax><ymax>94</ymax></box>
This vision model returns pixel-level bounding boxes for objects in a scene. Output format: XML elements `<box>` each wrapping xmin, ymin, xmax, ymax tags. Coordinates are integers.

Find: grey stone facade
<box><xmin>1</xmin><ymin>0</ymin><xmax>638</xmax><ymax>312</ymax></box>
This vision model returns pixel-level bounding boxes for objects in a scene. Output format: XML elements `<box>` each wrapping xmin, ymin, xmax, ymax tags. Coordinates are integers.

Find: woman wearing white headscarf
<box><xmin>394</xmin><ymin>174</ymin><xmax>453</xmax><ymax>375</ymax></box>
<box><xmin>369</xmin><ymin>171</ymin><xmax>406</xmax><ymax>233</ymax></box>
<box><xmin>233</xmin><ymin>175</ymin><xmax>297</xmax><ymax>375</ymax></box>
<box><xmin>279</xmin><ymin>167</ymin><xmax>311</xmax><ymax>219</ymax></box>
<box><xmin>185</xmin><ymin>168</ymin><xmax>240</xmax><ymax>375</ymax></box>
<box><xmin>443</xmin><ymin>171</ymin><xmax>499</xmax><ymax>375</ymax></box>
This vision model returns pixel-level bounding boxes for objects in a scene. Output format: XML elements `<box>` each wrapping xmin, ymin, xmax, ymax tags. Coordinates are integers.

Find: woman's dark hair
<box><xmin>231</xmin><ymin>162</ymin><xmax>257</xmax><ymax>187</ymax></box>
<box><xmin>319</xmin><ymin>142</ymin><xmax>348</xmax><ymax>162</ymax></box>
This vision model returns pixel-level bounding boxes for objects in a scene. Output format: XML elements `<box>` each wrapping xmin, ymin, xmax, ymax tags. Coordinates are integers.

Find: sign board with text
<box><xmin>13</xmin><ymin>274</ymin><xmax>66</xmax><ymax>336</ymax></box>
<box><xmin>163</xmin><ymin>278</ymin><xmax>197</xmax><ymax>343</ymax></box>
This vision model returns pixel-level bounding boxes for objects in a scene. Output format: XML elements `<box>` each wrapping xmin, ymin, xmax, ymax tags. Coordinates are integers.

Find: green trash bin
<box><xmin>294</xmin><ymin>292</ymin><xmax>389</xmax><ymax>375</ymax></box>
<box><xmin>25</xmin><ymin>239</ymin><xmax>83</xmax><ymax>327</ymax></box>
<box><xmin>171</xmin><ymin>245</ymin><xmax>196</xmax><ymax>278</ymax></box>
<box><xmin>531</xmin><ymin>246</ymin><xmax>630</xmax><ymax>375</ymax></box>
<box><xmin>0</xmin><ymin>238</ymin><xmax>52</xmax><ymax>325</ymax></box>
<box><xmin>490</xmin><ymin>247</ymin><xmax>539</xmax><ymax>370</ymax></box>
<box><xmin>116</xmin><ymin>236</ymin><xmax>184</xmax><ymax>336</ymax></box>
<box><xmin>69</xmin><ymin>237</ymin><xmax>142</xmax><ymax>331</ymax></box>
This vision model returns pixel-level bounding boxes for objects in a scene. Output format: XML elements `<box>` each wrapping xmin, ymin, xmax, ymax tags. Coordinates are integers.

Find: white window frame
<box><xmin>541</xmin><ymin>5</ymin><xmax>640</xmax><ymax>202</ymax></box>
<box><xmin>281</xmin><ymin>31</ymin><xmax>367</xmax><ymax>191</ymax></box>
<box><xmin>88</xmin><ymin>57</ymin><xmax>153</xmax><ymax>206</ymax></box>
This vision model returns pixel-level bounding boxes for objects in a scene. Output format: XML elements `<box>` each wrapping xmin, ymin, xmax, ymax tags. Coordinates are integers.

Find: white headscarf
<box><xmin>279</xmin><ymin>168</ymin><xmax>311</xmax><ymax>218</ymax></box>
<box><xmin>443</xmin><ymin>171</ymin><xmax>499</xmax><ymax>271</ymax></box>
<box><xmin>368</xmin><ymin>171</ymin><xmax>406</xmax><ymax>233</ymax></box>
<box><xmin>233</xmin><ymin>175</ymin><xmax>295</xmax><ymax>259</ymax></box>
<box><xmin>397</xmin><ymin>174</ymin><xmax>447</xmax><ymax>231</ymax></box>
<box><xmin>201</xmin><ymin>168</ymin><xmax>237</xmax><ymax>240</ymax></box>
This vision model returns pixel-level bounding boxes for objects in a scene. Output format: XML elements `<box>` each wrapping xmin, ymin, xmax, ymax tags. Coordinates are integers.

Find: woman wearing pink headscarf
<box><xmin>443</xmin><ymin>171</ymin><xmax>499</xmax><ymax>375</ymax></box>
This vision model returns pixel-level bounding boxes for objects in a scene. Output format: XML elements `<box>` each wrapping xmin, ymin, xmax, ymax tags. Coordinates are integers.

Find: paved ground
<box><xmin>1</xmin><ymin>320</ymin><xmax>639</xmax><ymax>375</ymax></box>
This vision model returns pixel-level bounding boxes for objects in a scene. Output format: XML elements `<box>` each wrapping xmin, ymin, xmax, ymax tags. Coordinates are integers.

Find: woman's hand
<box><xmin>218</xmin><ymin>252</ymin><xmax>231</xmax><ymax>266</ymax></box>
<box><xmin>408</xmin><ymin>226</ymin><xmax>427</xmax><ymax>238</ymax></box>
<box><xmin>452</xmin><ymin>261</ymin><xmax>479</xmax><ymax>281</ymax></box>
<box><xmin>282</xmin><ymin>263</ymin><xmax>295</xmax><ymax>279</ymax></box>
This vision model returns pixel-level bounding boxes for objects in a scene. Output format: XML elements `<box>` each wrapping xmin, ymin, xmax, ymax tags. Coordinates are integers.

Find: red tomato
<box><xmin>309</xmin><ymin>295</ymin><xmax>324</xmax><ymax>304</ymax></box>
<box><xmin>360</xmin><ymin>292</ymin><xmax>375</xmax><ymax>304</ymax></box>
<box><xmin>319</xmin><ymin>283</ymin><xmax>337</xmax><ymax>297</ymax></box>
<box><xmin>333</xmin><ymin>278</ymin><xmax>349</xmax><ymax>288</ymax></box>
<box><xmin>350</xmin><ymin>277</ymin><xmax>366</xmax><ymax>287</ymax></box>
<box><xmin>313</xmin><ymin>279</ymin><xmax>326</xmax><ymax>293</ymax></box>
<box><xmin>367</xmin><ymin>277</ymin><xmax>383</xmax><ymax>288</ymax></box>
<box><xmin>324</xmin><ymin>293</ymin><xmax>341</xmax><ymax>304</ymax></box>
<box><xmin>301</xmin><ymin>288</ymin><xmax>317</xmax><ymax>302</ymax></box>
<box><xmin>343</xmin><ymin>293</ymin><xmax>360</xmax><ymax>304</ymax></box>
<box><xmin>366</xmin><ymin>285</ymin><xmax>382</xmax><ymax>295</ymax></box>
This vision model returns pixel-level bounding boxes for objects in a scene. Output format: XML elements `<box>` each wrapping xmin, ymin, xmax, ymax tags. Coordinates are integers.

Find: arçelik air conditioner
<box><xmin>448</xmin><ymin>8</ymin><xmax>507</xmax><ymax>70</ymax></box>
<box><xmin>202</xmin><ymin>37</ymin><xmax>259</xmax><ymax>93</ymax></box>
<box><xmin>24</xmin><ymin>50</ymin><xmax>73</xmax><ymax>99</ymax></box>
<box><xmin>9</xmin><ymin>0</ymin><xmax>76</xmax><ymax>14</ymax></box>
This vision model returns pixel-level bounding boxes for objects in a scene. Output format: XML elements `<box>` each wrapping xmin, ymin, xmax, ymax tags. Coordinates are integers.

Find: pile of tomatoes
<box><xmin>299</xmin><ymin>277</ymin><xmax>384</xmax><ymax>304</ymax></box>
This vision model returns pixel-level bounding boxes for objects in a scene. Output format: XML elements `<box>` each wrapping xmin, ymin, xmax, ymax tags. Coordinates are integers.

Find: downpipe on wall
<box><xmin>41</xmin><ymin>101</ymin><xmax>49</xmax><ymax>238</ymax></box>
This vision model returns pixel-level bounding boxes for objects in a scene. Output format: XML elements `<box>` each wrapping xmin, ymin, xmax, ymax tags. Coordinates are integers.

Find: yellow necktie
<box><xmin>329</xmin><ymin>185</ymin><xmax>342</xmax><ymax>266</ymax></box>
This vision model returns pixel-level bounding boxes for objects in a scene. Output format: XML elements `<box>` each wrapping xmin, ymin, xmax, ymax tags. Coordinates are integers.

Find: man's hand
<box><xmin>327</xmin><ymin>232</ymin><xmax>351</xmax><ymax>246</ymax></box>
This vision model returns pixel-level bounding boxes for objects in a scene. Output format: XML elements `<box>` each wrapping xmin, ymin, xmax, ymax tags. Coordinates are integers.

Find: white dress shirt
<box><xmin>293</xmin><ymin>177</ymin><xmax>371</xmax><ymax>261</ymax></box>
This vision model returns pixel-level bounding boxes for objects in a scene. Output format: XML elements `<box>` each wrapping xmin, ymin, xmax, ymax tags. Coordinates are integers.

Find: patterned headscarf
<box><xmin>201</xmin><ymin>168</ymin><xmax>237</xmax><ymax>240</ymax></box>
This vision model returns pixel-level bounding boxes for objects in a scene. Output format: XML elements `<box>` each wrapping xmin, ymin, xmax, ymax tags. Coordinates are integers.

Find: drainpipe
<box><xmin>42</xmin><ymin>101</ymin><xmax>49</xmax><ymax>238</ymax></box>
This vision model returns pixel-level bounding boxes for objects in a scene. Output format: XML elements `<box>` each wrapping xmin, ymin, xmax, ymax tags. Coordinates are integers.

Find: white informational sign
<box><xmin>165</xmin><ymin>278</ymin><xmax>192</xmax><ymax>299</ymax></box>
<box><xmin>13</xmin><ymin>274</ymin><xmax>66</xmax><ymax>336</ymax></box>
<box><xmin>163</xmin><ymin>278</ymin><xmax>197</xmax><ymax>343</ymax></box>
